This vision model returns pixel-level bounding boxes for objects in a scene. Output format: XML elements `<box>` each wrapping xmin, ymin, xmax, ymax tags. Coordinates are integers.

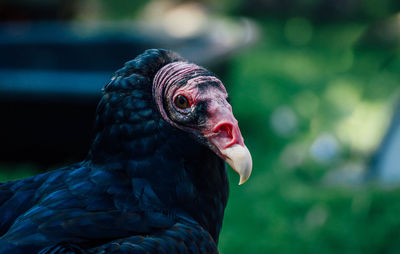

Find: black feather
<box><xmin>0</xmin><ymin>49</ymin><xmax>228</xmax><ymax>254</ymax></box>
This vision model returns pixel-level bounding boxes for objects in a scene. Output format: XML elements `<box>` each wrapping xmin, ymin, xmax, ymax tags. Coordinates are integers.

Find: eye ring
<box><xmin>174</xmin><ymin>94</ymin><xmax>191</xmax><ymax>109</ymax></box>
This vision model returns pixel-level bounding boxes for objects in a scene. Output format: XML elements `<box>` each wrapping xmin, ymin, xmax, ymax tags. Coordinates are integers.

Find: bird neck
<box><xmin>87</xmin><ymin>96</ymin><xmax>229</xmax><ymax>242</ymax></box>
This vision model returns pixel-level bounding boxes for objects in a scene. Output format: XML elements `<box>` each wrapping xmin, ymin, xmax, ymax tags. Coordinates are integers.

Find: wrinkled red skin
<box><xmin>153</xmin><ymin>62</ymin><xmax>244</xmax><ymax>159</ymax></box>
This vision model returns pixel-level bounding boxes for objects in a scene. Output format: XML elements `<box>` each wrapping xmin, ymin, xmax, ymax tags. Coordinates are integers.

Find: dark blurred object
<box><xmin>0</xmin><ymin>22</ymin><xmax>153</xmax><ymax>166</ymax></box>
<box><xmin>370</xmin><ymin>100</ymin><xmax>400</xmax><ymax>184</ymax></box>
<box><xmin>0</xmin><ymin>0</ymin><xmax>78</xmax><ymax>21</ymax></box>
<box><xmin>0</xmin><ymin>19</ymin><xmax>257</xmax><ymax>166</ymax></box>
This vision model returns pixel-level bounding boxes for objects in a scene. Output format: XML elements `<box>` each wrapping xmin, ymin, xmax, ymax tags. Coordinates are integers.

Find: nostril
<box><xmin>219</xmin><ymin>124</ymin><xmax>233</xmax><ymax>139</ymax></box>
<box><xmin>213</xmin><ymin>123</ymin><xmax>232</xmax><ymax>135</ymax></box>
<box><xmin>213</xmin><ymin>123</ymin><xmax>236</xmax><ymax>148</ymax></box>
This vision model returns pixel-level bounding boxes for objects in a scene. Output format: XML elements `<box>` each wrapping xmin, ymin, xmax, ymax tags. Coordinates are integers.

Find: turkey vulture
<box><xmin>0</xmin><ymin>49</ymin><xmax>252</xmax><ymax>254</ymax></box>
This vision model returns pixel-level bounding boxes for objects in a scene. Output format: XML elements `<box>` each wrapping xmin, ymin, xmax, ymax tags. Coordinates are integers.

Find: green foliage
<box><xmin>218</xmin><ymin>19</ymin><xmax>400</xmax><ymax>254</ymax></box>
<box><xmin>221</xmin><ymin>175</ymin><xmax>400</xmax><ymax>254</ymax></box>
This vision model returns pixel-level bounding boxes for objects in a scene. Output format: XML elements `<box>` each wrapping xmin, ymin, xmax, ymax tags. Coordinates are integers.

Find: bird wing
<box><xmin>38</xmin><ymin>218</ymin><xmax>219</xmax><ymax>254</ymax></box>
<box><xmin>0</xmin><ymin>168</ymin><xmax>54</xmax><ymax>236</ymax></box>
<box><xmin>87</xmin><ymin>219</ymin><xmax>219</xmax><ymax>254</ymax></box>
<box><xmin>0</xmin><ymin>164</ymin><xmax>179</xmax><ymax>253</ymax></box>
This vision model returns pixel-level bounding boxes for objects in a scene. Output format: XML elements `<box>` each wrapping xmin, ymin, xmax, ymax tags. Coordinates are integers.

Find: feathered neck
<box><xmin>86</xmin><ymin>49</ymin><xmax>229</xmax><ymax>241</ymax></box>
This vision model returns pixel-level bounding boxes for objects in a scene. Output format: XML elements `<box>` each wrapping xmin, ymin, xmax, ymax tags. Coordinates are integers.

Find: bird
<box><xmin>0</xmin><ymin>49</ymin><xmax>252</xmax><ymax>254</ymax></box>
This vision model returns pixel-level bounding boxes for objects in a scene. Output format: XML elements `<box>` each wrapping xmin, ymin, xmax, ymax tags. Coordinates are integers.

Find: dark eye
<box><xmin>174</xmin><ymin>94</ymin><xmax>190</xmax><ymax>109</ymax></box>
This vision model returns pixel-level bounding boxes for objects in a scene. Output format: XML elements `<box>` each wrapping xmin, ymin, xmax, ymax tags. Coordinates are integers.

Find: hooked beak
<box><xmin>204</xmin><ymin>114</ymin><xmax>253</xmax><ymax>185</ymax></box>
<box><xmin>220</xmin><ymin>144</ymin><xmax>252</xmax><ymax>185</ymax></box>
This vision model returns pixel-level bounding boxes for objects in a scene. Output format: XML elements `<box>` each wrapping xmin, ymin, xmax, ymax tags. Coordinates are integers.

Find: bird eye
<box><xmin>174</xmin><ymin>94</ymin><xmax>190</xmax><ymax>109</ymax></box>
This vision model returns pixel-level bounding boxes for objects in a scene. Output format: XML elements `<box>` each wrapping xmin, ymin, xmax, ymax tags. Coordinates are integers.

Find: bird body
<box><xmin>0</xmin><ymin>49</ymin><xmax>251</xmax><ymax>253</ymax></box>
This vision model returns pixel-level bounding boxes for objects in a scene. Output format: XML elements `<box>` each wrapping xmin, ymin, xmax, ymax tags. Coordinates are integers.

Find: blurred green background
<box><xmin>1</xmin><ymin>0</ymin><xmax>400</xmax><ymax>253</ymax></box>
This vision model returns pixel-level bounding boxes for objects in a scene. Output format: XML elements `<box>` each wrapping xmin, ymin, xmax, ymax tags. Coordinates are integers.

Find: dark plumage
<box><xmin>0</xmin><ymin>49</ymin><xmax>251</xmax><ymax>254</ymax></box>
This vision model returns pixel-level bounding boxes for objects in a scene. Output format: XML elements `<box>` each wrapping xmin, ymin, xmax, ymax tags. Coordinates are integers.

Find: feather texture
<box><xmin>0</xmin><ymin>49</ymin><xmax>229</xmax><ymax>254</ymax></box>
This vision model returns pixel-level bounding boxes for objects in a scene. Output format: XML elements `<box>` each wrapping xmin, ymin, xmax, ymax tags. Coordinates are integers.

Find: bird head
<box><xmin>89</xmin><ymin>49</ymin><xmax>251</xmax><ymax>240</ymax></box>
<box><xmin>152</xmin><ymin>61</ymin><xmax>252</xmax><ymax>185</ymax></box>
